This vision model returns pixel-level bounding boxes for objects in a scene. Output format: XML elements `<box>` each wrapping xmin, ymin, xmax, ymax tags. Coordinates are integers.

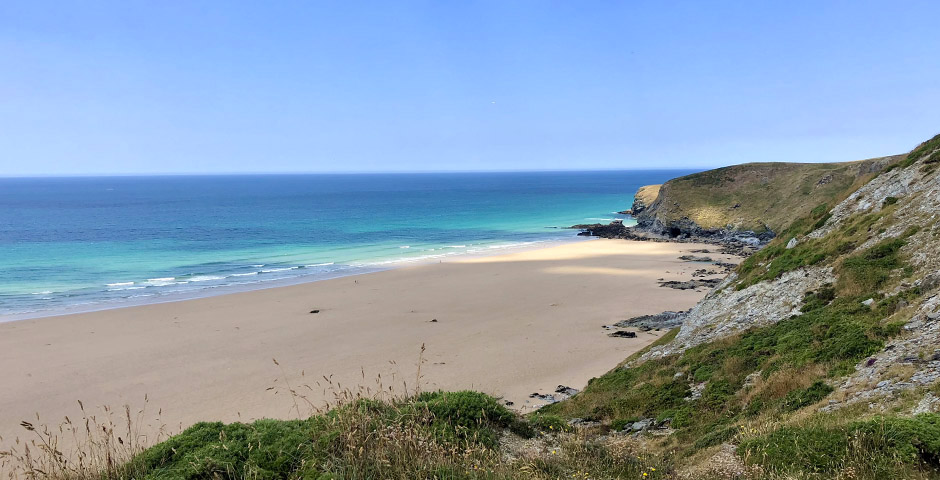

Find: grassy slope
<box><xmin>632</xmin><ymin>184</ymin><xmax>661</xmax><ymax>210</ymax></box>
<box><xmin>637</xmin><ymin>157</ymin><xmax>901</xmax><ymax>234</ymax></box>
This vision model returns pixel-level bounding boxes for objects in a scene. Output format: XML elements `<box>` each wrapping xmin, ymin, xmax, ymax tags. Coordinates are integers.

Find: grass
<box><xmin>2</xmin><ymin>390</ymin><xmax>673</xmax><ymax>480</ymax></box>
<box><xmin>739</xmin><ymin>414</ymin><xmax>940</xmax><ymax>477</ymax></box>
<box><xmin>898</xmin><ymin>132</ymin><xmax>940</xmax><ymax>169</ymax></box>
<box><xmin>733</xmin><ymin>198</ymin><xmax>917</xmax><ymax>291</ymax></box>
<box><xmin>635</xmin><ymin>157</ymin><xmax>895</xmax><ymax>235</ymax></box>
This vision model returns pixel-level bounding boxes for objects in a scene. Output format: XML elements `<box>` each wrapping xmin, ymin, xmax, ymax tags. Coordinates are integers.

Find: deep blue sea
<box><xmin>0</xmin><ymin>171</ymin><xmax>693</xmax><ymax>319</ymax></box>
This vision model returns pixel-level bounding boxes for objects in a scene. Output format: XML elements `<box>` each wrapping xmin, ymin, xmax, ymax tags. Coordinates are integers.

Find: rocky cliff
<box><xmin>631</xmin><ymin>156</ymin><xmax>902</xmax><ymax>244</ymax></box>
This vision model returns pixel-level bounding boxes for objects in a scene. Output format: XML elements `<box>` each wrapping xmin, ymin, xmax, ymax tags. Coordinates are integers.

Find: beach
<box><xmin>0</xmin><ymin>239</ymin><xmax>738</xmax><ymax>447</ymax></box>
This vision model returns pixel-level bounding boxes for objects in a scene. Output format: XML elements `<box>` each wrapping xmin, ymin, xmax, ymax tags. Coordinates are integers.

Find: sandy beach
<box><xmin>0</xmin><ymin>239</ymin><xmax>737</xmax><ymax>447</ymax></box>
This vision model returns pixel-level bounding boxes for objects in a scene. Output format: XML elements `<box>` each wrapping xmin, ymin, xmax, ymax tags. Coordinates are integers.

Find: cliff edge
<box><xmin>632</xmin><ymin>156</ymin><xmax>902</xmax><ymax>244</ymax></box>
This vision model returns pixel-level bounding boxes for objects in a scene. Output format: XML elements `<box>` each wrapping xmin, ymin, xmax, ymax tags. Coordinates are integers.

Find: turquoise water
<box><xmin>0</xmin><ymin>171</ymin><xmax>693</xmax><ymax>318</ymax></box>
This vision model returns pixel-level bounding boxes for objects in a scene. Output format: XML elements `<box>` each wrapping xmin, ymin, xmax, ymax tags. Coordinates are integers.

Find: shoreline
<box><xmin>0</xmin><ymin>238</ymin><xmax>740</xmax><ymax>452</ymax></box>
<box><xmin>0</xmin><ymin>236</ymin><xmax>590</xmax><ymax>323</ymax></box>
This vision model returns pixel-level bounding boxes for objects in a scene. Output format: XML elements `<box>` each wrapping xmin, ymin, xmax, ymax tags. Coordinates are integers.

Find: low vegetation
<box><xmin>2</xmin><ymin>391</ymin><xmax>672</xmax><ymax>480</ymax></box>
<box><xmin>635</xmin><ymin>156</ymin><xmax>898</xmax><ymax>235</ymax></box>
<box><xmin>897</xmin><ymin>132</ymin><xmax>940</xmax><ymax>169</ymax></box>
<box><xmin>739</xmin><ymin>414</ymin><xmax>940</xmax><ymax>477</ymax></box>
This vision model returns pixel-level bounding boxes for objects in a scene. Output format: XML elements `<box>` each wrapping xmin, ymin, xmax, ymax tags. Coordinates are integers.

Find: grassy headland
<box><xmin>633</xmin><ymin>156</ymin><xmax>901</xmax><ymax>238</ymax></box>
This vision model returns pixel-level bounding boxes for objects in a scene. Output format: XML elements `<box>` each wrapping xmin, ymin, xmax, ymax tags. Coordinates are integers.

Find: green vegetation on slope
<box><xmin>733</xmin><ymin>198</ymin><xmax>918</xmax><ymax>290</ymax></box>
<box><xmin>6</xmin><ymin>391</ymin><xmax>671</xmax><ymax>480</ymax></box>
<box><xmin>635</xmin><ymin>156</ymin><xmax>899</xmax><ymax>235</ymax></box>
<box><xmin>897</xmin><ymin>132</ymin><xmax>940</xmax><ymax>169</ymax></box>
<box><xmin>540</xmin><ymin>203</ymin><xmax>934</xmax><ymax>477</ymax></box>
<box><xmin>739</xmin><ymin>414</ymin><xmax>940</xmax><ymax>476</ymax></box>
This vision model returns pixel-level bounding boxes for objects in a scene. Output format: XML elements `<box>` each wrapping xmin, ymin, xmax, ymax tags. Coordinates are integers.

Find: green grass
<box><xmin>60</xmin><ymin>392</ymin><xmax>534</xmax><ymax>480</ymax></box>
<box><xmin>739</xmin><ymin>414</ymin><xmax>940</xmax><ymax>477</ymax></box>
<box><xmin>636</xmin><ymin>158</ymin><xmax>894</xmax><ymax>235</ymax></box>
<box><xmin>733</xmin><ymin>201</ymin><xmax>917</xmax><ymax>291</ymax></box>
<box><xmin>899</xmin><ymin>132</ymin><xmax>940</xmax><ymax>169</ymax></box>
<box><xmin>780</xmin><ymin>381</ymin><xmax>834</xmax><ymax>412</ymax></box>
<box><xmin>411</xmin><ymin>390</ymin><xmax>532</xmax><ymax>446</ymax></box>
<box><xmin>18</xmin><ymin>390</ymin><xmax>678</xmax><ymax>480</ymax></box>
<box><xmin>133</xmin><ymin>419</ymin><xmax>317</xmax><ymax>479</ymax></box>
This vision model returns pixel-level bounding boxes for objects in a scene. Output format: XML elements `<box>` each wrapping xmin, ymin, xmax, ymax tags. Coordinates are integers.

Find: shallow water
<box><xmin>0</xmin><ymin>170</ymin><xmax>693</xmax><ymax>317</ymax></box>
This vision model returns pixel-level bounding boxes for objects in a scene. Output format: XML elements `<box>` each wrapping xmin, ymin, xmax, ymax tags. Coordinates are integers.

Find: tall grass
<box><xmin>0</xmin><ymin>399</ymin><xmax>170</xmax><ymax>479</ymax></box>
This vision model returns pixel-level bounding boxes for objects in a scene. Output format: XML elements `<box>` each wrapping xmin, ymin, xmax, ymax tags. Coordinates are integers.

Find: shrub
<box><xmin>693</xmin><ymin>425</ymin><xmax>737</xmax><ymax>450</ymax></box>
<box><xmin>780</xmin><ymin>381</ymin><xmax>834</xmax><ymax>412</ymax></box>
<box><xmin>412</xmin><ymin>390</ymin><xmax>524</xmax><ymax>444</ymax></box>
<box><xmin>841</xmin><ymin>238</ymin><xmax>906</xmax><ymax>292</ymax></box>
<box><xmin>529</xmin><ymin>413</ymin><xmax>572</xmax><ymax>433</ymax></box>
<box><xmin>137</xmin><ymin>419</ymin><xmax>318</xmax><ymax>479</ymax></box>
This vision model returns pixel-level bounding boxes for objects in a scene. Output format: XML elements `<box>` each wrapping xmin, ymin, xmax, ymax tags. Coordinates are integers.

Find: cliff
<box><xmin>632</xmin><ymin>156</ymin><xmax>902</xmax><ymax>244</ymax></box>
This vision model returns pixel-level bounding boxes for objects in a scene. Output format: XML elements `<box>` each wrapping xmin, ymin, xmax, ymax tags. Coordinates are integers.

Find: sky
<box><xmin>1</xmin><ymin>1</ymin><xmax>939</xmax><ymax>175</ymax></box>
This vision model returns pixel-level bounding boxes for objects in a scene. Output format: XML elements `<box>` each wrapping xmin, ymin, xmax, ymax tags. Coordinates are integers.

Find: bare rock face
<box><xmin>630</xmin><ymin>184</ymin><xmax>661</xmax><ymax>216</ymax></box>
<box><xmin>642</xmin><ymin>267</ymin><xmax>835</xmax><ymax>360</ymax></box>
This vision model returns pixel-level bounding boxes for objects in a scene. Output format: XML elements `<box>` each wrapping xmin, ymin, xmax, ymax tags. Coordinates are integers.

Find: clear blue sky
<box><xmin>1</xmin><ymin>1</ymin><xmax>938</xmax><ymax>175</ymax></box>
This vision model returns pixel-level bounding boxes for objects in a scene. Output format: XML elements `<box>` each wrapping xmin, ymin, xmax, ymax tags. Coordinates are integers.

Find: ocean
<box><xmin>0</xmin><ymin>170</ymin><xmax>693</xmax><ymax>319</ymax></box>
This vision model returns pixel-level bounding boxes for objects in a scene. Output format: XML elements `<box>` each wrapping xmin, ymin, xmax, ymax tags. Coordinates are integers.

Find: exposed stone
<box><xmin>642</xmin><ymin>267</ymin><xmax>834</xmax><ymax>359</ymax></box>
<box><xmin>658</xmin><ymin>279</ymin><xmax>722</xmax><ymax>290</ymax></box>
<box><xmin>786</xmin><ymin>237</ymin><xmax>799</xmax><ymax>249</ymax></box>
<box><xmin>679</xmin><ymin>255</ymin><xmax>714</xmax><ymax>262</ymax></box>
<box><xmin>555</xmin><ymin>385</ymin><xmax>580</xmax><ymax>396</ymax></box>
<box><xmin>608</xmin><ymin>330</ymin><xmax>637</xmax><ymax>338</ymax></box>
<box><xmin>615</xmin><ymin>310</ymin><xmax>688</xmax><ymax>330</ymax></box>
<box><xmin>629</xmin><ymin>419</ymin><xmax>655</xmax><ymax>432</ymax></box>
<box><xmin>567</xmin><ymin>418</ymin><xmax>601</xmax><ymax>428</ymax></box>
<box><xmin>913</xmin><ymin>393</ymin><xmax>939</xmax><ymax>414</ymax></box>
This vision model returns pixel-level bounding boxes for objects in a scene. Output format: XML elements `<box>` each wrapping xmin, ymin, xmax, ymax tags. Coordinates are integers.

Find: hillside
<box><xmin>545</xmin><ymin>132</ymin><xmax>940</xmax><ymax>477</ymax></box>
<box><xmin>632</xmin><ymin>156</ymin><xmax>902</xmax><ymax>243</ymax></box>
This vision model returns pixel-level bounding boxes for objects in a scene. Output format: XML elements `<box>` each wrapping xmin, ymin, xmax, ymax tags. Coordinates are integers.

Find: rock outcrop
<box><xmin>628</xmin><ymin>156</ymin><xmax>902</xmax><ymax>245</ymax></box>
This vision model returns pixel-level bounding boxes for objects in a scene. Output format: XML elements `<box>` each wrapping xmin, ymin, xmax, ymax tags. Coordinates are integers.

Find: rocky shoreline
<box><xmin>570</xmin><ymin>219</ymin><xmax>760</xmax><ymax>257</ymax></box>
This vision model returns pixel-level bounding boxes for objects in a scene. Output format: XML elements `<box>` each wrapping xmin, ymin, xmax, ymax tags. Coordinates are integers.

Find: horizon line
<box><xmin>0</xmin><ymin>167</ymin><xmax>705</xmax><ymax>179</ymax></box>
